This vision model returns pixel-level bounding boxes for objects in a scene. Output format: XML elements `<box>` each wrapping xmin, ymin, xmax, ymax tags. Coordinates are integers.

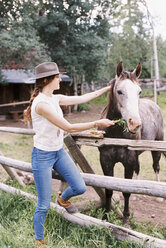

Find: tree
<box><xmin>0</xmin><ymin>0</ymin><xmax>51</xmax><ymax>70</ymax></box>
<box><xmin>107</xmin><ymin>0</ymin><xmax>152</xmax><ymax>79</ymax></box>
<box><xmin>157</xmin><ymin>36</ymin><xmax>166</xmax><ymax>78</ymax></box>
<box><xmin>35</xmin><ymin>0</ymin><xmax>111</xmax><ymax>84</ymax></box>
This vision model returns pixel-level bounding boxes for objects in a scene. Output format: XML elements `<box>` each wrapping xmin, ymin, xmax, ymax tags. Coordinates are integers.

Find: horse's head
<box><xmin>111</xmin><ymin>62</ymin><xmax>142</xmax><ymax>133</ymax></box>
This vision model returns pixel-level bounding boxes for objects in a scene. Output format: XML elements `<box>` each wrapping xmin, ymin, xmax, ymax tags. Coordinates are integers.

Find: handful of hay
<box><xmin>113</xmin><ymin>118</ymin><xmax>129</xmax><ymax>132</ymax></box>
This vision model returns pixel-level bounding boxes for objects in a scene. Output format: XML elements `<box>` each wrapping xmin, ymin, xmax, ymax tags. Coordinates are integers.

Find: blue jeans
<box><xmin>32</xmin><ymin>147</ymin><xmax>86</xmax><ymax>240</ymax></box>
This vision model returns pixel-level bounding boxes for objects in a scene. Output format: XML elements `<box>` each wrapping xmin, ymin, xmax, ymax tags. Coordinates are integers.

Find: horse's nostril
<box><xmin>129</xmin><ymin>118</ymin><xmax>133</xmax><ymax>126</ymax></box>
<box><xmin>128</xmin><ymin>118</ymin><xmax>142</xmax><ymax>132</ymax></box>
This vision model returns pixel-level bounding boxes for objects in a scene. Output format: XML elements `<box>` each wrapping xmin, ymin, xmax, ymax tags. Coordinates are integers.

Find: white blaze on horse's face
<box><xmin>115</xmin><ymin>79</ymin><xmax>142</xmax><ymax>133</ymax></box>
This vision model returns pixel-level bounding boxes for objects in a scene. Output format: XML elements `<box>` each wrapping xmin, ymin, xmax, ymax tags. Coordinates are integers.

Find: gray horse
<box><xmin>99</xmin><ymin>62</ymin><xmax>164</xmax><ymax>224</ymax></box>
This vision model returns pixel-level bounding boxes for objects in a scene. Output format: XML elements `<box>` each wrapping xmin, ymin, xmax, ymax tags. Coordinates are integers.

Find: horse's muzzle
<box><xmin>128</xmin><ymin>118</ymin><xmax>142</xmax><ymax>133</ymax></box>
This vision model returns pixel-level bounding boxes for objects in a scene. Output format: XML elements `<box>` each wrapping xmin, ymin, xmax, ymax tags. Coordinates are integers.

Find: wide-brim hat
<box><xmin>31</xmin><ymin>62</ymin><xmax>65</xmax><ymax>80</ymax></box>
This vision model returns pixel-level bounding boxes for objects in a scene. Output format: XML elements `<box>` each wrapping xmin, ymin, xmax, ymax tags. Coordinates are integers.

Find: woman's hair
<box><xmin>23</xmin><ymin>74</ymin><xmax>56</xmax><ymax>122</ymax></box>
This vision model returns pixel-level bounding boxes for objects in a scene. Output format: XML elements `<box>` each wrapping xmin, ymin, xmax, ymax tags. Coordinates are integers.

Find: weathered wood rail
<box><xmin>0</xmin><ymin>154</ymin><xmax>166</xmax><ymax>199</ymax></box>
<box><xmin>0</xmin><ymin>101</ymin><xmax>29</xmax><ymax>108</ymax></box>
<box><xmin>1</xmin><ymin>126</ymin><xmax>166</xmax><ymax>151</ymax></box>
<box><xmin>73</xmin><ymin>136</ymin><xmax>166</xmax><ymax>151</ymax></box>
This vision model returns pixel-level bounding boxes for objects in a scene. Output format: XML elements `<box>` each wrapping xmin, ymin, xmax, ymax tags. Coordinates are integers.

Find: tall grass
<box><xmin>0</xmin><ymin>189</ymin><xmax>142</xmax><ymax>248</ymax></box>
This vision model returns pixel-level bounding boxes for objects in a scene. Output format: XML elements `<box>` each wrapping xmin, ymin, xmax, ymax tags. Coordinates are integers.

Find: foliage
<box><xmin>157</xmin><ymin>36</ymin><xmax>166</xmax><ymax>78</ymax></box>
<box><xmin>0</xmin><ymin>1</ymin><xmax>51</xmax><ymax>69</ymax></box>
<box><xmin>114</xmin><ymin>118</ymin><xmax>130</xmax><ymax>132</ymax></box>
<box><xmin>107</xmin><ymin>0</ymin><xmax>152</xmax><ymax>79</ymax></box>
<box><xmin>90</xmin><ymin>93</ymin><xmax>108</xmax><ymax>105</ymax></box>
<box><xmin>35</xmin><ymin>0</ymin><xmax>112</xmax><ymax>83</ymax></box>
<box><xmin>77</xmin><ymin>103</ymin><xmax>91</xmax><ymax>112</ymax></box>
<box><xmin>1</xmin><ymin>0</ymin><xmax>165</xmax><ymax>85</ymax></box>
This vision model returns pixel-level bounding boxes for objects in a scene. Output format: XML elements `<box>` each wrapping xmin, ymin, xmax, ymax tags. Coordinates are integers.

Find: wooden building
<box><xmin>0</xmin><ymin>69</ymin><xmax>73</xmax><ymax>118</ymax></box>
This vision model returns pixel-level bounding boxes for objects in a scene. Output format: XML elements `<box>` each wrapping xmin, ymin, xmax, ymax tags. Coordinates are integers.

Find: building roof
<box><xmin>1</xmin><ymin>69</ymin><xmax>72</xmax><ymax>84</ymax></box>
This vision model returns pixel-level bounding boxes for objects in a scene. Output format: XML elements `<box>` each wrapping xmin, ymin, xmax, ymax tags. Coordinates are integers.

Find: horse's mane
<box><xmin>100</xmin><ymin>78</ymin><xmax>116</xmax><ymax>119</ymax></box>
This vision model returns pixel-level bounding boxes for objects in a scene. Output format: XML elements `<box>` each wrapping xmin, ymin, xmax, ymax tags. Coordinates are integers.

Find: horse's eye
<box><xmin>117</xmin><ymin>90</ymin><xmax>123</xmax><ymax>95</ymax></box>
<box><xmin>139</xmin><ymin>90</ymin><xmax>142</xmax><ymax>95</ymax></box>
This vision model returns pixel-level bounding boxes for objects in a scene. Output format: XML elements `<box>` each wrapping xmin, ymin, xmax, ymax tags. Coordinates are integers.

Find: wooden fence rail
<box><xmin>0</xmin><ymin>155</ymin><xmax>166</xmax><ymax>199</ymax></box>
<box><xmin>1</xmin><ymin>126</ymin><xmax>166</xmax><ymax>152</ymax></box>
<box><xmin>0</xmin><ymin>101</ymin><xmax>29</xmax><ymax>108</ymax></box>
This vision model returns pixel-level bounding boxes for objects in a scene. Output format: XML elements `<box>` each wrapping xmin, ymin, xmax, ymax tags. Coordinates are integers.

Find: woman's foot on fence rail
<box><xmin>35</xmin><ymin>239</ymin><xmax>46</xmax><ymax>248</ymax></box>
<box><xmin>56</xmin><ymin>193</ymin><xmax>78</xmax><ymax>213</ymax></box>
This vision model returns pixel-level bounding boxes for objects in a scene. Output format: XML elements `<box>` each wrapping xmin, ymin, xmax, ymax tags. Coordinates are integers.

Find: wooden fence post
<box><xmin>64</xmin><ymin>135</ymin><xmax>123</xmax><ymax>217</ymax></box>
<box><xmin>64</xmin><ymin>135</ymin><xmax>105</xmax><ymax>200</ymax></box>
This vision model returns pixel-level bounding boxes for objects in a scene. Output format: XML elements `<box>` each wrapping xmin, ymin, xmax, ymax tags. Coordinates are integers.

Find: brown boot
<box><xmin>56</xmin><ymin>193</ymin><xmax>78</xmax><ymax>213</ymax></box>
<box><xmin>35</xmin><ymin>239</ymin><xmax>46</xmax><ymax>248</ymax></box>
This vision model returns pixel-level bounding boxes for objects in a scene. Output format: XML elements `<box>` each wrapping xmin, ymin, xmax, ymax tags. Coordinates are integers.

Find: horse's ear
<box><xmin>116</xmin><ymin>61</ymin><xmax>124</xmax><ymax>77</ymax></box>
<box><xmin>133</xmin><ymin>63</ymin><xmax>142</xmax><ymax>78</ymax></box>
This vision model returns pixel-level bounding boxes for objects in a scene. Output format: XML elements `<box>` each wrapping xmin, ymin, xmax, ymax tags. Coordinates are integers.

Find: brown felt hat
<box><xmin>32</xmin><ymin>62</ymin><xmax>64</xmax><ymax>80</ymax></box>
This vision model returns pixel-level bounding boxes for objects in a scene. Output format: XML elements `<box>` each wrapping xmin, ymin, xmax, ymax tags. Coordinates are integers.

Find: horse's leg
<box><xmin>99</xmin><ymin>148</ymin><xmax>115</xmax><ymax>212</ymax></box>
<box><xmin>105</xmin><ymin>168</ymin><xmax>114</xmax><ymax>212</ymax></box>
<box><xmin>102</xmin><ymin>163</ymin><xmax>115</xmax><ymax>212</ymax></box>
<box><xmin>134</xmin><ymin>151</ymin><xmax>140</xmax><ymax>180</ymax></box>
<box><xmin>123</xmin><ymin>163</ymin><xmax>134</xmax><ymax>225</ymax></box>
<box><xmin>151</xmin><ymin>151</ymin><xmax>161</xmax><ymax>181</ymax></box>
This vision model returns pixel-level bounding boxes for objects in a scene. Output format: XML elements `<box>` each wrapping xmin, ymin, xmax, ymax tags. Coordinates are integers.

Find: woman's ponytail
<box><xmin>23</xmin><ymin>74</ymin><xmax>56</xmax><ymax>123</ymax></box>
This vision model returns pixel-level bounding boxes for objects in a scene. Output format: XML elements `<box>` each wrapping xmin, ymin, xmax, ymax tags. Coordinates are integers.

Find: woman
<box><xmin>24</xmin><ymin>62</ymin><xmax>114</xmax><ymax>247</ymax></box>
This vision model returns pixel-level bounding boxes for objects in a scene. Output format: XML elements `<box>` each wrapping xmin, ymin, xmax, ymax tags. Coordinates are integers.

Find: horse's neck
<box><xmin>105</xmin><ymin>126</ymin><xmax>125</xmax><ymax>138</ymax></box>
<box><xmin>104</xmin><ymin>104</ymin><xmax>125</xmax><ymax>138</ymax></box>
<box><xmin>106</xmin><ymin>101</ymin><xmax>121</xmax><ymax>121</ymax></box>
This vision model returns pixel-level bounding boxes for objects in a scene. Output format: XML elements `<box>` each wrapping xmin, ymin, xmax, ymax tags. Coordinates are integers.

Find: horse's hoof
<box><xmin>102</xmin><ymin>212</ymin><xmax>109</xmax><ymax>220</ymax></box>
<box><xmin>122</xmin><ymin>218</ymin><xmax>131</xmax><ymax>228</ymax></box>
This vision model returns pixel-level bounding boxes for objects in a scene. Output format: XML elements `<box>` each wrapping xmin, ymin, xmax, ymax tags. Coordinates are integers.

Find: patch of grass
<box><xmin>129</xmin><ymin>213</ymin><xmax>166</xmax><ymax>240</ymax></box>
<box><xmin>0</xmin><ymin>191</ymin><xmax>143</xmax><ymax>248</ymax></box>
<box><xmin>90</xmin><ymin>93</ymin><xmax>108</xmax><ymax>105</ymax></box>
<box><xmin>0</xmin><ymin>133</ymin><xmax>33</xmax><ymax>162</ymax></box>
<box><xmin>77</xmin><ymin>103</ymin><xmax>91</xmax><ymax>112</ymax></box>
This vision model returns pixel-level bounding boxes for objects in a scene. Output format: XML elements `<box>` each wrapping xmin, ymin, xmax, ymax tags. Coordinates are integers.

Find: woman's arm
<box><xmin>58</xmin><ymin>86</ymin><xmax>110</xmax><ymax>106</ymax></box>
<box><xmin>36</xmin><ymin>102</ymin><xmax>114</xmax><ymax>133</ymax></box>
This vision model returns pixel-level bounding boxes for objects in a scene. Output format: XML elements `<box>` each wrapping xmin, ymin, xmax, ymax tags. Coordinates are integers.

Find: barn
<box><xmin>0</xmin><ymin>69</ymin><xmax>73</xmax><ymax>119</ymax></box>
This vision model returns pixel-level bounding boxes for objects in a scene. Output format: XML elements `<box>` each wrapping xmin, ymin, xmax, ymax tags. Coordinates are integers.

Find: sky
<box><xmin>146</xmin><ymin>0</ymin><xmax>166</xmax><ymax>39</ymax></box>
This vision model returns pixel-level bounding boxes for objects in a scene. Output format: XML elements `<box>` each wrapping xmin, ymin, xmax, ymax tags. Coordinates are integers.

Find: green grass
<box><xmin>0</xmin><ymin>189</ymin><xmax>142</xmax><ymax>248</ymax></box>
<box><xmin>0</xmin><ymin>133</ymin><xmax>33</xmax><ymax>162</ymax></box>
<box><xmin>91</xmin><ymin>92</ymin><xmax>109</xmax><ymax>105</ymax></box>
<box><xmin>77</xmin><ymin>103</ymin><xmax>91</xmax><ymax>112</ymax></box>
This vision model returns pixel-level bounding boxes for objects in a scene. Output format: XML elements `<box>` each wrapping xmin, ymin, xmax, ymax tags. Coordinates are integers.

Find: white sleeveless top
<box><xmin>31</xmin><ymin>92</ymin><xmax>64</xmax><ymax>151</ymax></box>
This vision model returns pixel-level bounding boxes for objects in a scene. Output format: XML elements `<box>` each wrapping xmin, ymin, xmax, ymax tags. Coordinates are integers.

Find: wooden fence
<box><xmin>0</xmin><ymin>127</ymin><xmax>166</xmax><ymax>247</ymax></box>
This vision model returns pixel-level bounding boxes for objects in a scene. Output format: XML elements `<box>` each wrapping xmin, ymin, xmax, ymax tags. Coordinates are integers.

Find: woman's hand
<box><xmin>95</xmin><ymin>119</ymin><xmax>115</xmax><ymax>128</ymax></box>
<box><xmin>104</xmin><ymin>85</ymin><xmax>111</xmax><ymax>92</ymax></box>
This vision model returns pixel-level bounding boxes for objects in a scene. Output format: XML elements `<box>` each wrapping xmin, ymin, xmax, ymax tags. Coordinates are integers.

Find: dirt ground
<box><xmin>1</xmin><ymin>105</ymin><xmax>166</xmax><ymax>227</ymax></box>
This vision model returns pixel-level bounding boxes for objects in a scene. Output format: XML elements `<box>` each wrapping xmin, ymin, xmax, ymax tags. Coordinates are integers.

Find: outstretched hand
<box><xmin>95</xmin><ymin>119</ymin><xmax>115</xmax><ymax>128</ymax></box>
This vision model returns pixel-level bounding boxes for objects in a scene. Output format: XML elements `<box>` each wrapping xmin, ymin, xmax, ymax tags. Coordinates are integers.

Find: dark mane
<box><xmin>100</xmin><ymin>78</ymin><xmax>116</xmax><ymax>119</ymax></box>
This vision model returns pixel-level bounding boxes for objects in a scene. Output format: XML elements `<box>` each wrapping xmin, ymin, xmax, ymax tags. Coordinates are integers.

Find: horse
<box><xmin>98</xmin><ymin>62</ymin><xmax>164</xmax><ymax>224</ymax></box>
